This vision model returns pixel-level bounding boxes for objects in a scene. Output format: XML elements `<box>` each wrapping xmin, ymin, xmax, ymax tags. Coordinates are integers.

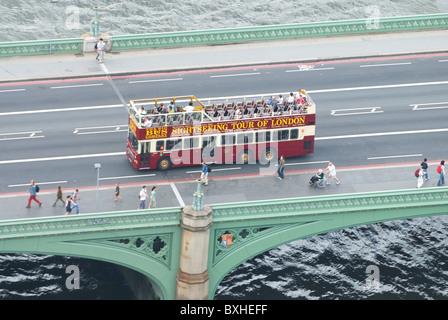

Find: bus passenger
<box><xmin>287</xmin><ymin>92</ymin><xmax>295</xmax><ymax>105</ymax></box>
<box><xmin>277</xmin><ymin>95</ymin><xmax>284</xmax><ymax>106</ymax></box>
<box><xmin>184</xmin><ymin>102</ymin><xmax>194</xmax><ymax>113</ymax></box>
<box><xmin>138</xmin><ymin>106</ymin><xmax>147</xmax><ymax>116</ymax></box>
<box><xmin>235</xmin><ymin>107</ymin><xmax>242</xmax><ymax>120</ymax></box>
<box><xmin>143</xmin><ymin>116</ymin><xmax>153</xmax><ymax>127</ymax></box>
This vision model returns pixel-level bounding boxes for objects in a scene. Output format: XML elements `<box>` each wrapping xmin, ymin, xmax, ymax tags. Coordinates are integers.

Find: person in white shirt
<box><xmin>95</xmin><ymin>38</ymin><xmax>106</xmax><ymax>62</ymax></box>
<box><xmin>324</xmin><ymin>161</ymin><xmax>340</xmax><ymax>185</ymax></box>
<box><xmin>143</xmin><ymin>116</ymin><xmax>153</xmax><ymax>127</ymax></box>
<box><xmin>138</xmin><ymin>186</ymin><xmax>148</xmax><ymax>210</ymax></box>
<box><xmin>184</xmin><ymin>102</ymin><xmax>195</xmax><ymax>113</ymax></box>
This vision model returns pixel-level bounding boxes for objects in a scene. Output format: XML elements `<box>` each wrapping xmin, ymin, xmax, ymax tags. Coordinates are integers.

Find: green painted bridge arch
<box><xmin>0</xmin><ymin>208</ymin><xmax>183</xmax><ymax>300</ymax></box>
<box><xmin>0</xmin><ymin>187</ymin><xmax>447</xmax><ymax>300</ymax></box>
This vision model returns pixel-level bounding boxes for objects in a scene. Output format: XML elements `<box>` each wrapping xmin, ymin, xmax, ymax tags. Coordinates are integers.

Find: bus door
<box><xmin>140</xmin><ymin>141</ymin><xmax>151</xmax><ymax>169</ymax></box>
<box><xmin>201</xmin><ymin>135</ymin><xmax>218</xmax><ymax>164</ymax></box>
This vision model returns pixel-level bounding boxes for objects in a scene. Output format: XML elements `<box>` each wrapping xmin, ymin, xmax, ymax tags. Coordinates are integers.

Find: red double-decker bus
<box><xmin>126</xmin><ymin>92</ymin><xmax>315</xmax><ymax>170</ymax></box>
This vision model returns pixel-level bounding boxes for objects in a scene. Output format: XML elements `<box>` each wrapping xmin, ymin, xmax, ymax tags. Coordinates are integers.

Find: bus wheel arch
<box><xmin>157</xmin><ymin>157</ymin><xmax>173</xmax><ymax>171</ymax></box>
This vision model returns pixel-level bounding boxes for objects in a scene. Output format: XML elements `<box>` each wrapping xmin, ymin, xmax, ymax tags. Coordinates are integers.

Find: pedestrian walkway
<box><xmin>0</xmin><ymin>30</ymin><xmax>447</xmax><ymax>220</ymax></box>
<box><xmin>0</xmin><ymin>30</ymin><xmax>447</xmax><ymax>82</ymax></box>
<box><xmin>1</xmin><ymin>161</ymin><xmax>445</xmax><ymax>221</ymax></box>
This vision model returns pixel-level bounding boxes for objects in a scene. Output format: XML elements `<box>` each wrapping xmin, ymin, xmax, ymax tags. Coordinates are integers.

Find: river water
<box><xmin>1</xmin><ymin>0</ymin><xmax>448</xmax><ymax>301</ymax></box>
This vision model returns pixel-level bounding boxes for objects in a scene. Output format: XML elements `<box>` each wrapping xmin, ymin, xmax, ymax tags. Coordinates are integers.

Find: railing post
<box><xmin>175</xmin><ymin>180</ymin><xmax>213</xmax><ymax>300</ymax></box>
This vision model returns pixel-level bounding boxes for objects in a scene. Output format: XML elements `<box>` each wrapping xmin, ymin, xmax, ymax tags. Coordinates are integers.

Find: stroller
<box><xmin>309</xmin><ymin>169</ymin><xmax>327</xmax><ymax>188</ymax></box>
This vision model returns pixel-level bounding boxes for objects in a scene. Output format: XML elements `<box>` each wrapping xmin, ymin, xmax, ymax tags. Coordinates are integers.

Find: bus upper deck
<box><xmin>129</xmin><ymin>92</ymin><xmax>315</xmax><ymax>134</ymax></box>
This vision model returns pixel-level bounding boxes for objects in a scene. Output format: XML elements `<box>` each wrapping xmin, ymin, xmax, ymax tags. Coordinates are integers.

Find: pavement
<box><xmin>0</xmin><ymin>29</ymin><xmax>447</xmax><ymax>220</ymax></box>
<box><xmin>1</xmin><ymin>29</ymin><xmax>447</xmax><ymax>82</ymax></box>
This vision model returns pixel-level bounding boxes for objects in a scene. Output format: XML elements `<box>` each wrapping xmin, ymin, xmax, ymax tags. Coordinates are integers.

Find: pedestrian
<box><xmin>114</xmin><ymin>182</ymin><xmax>123</xmax><ymax>202</ymax></box>
<box><xmin>437</xmin><ymin>160</ymin><xmax>445</xmax><ymax>186</ymax></box>
<box><xmin>71</xmin><ymin>189</ymin><xmax>80</xmax><ymax>214</ymax></box>
<box><xmin>95</xmin><ymin>38</ymin><xmax>106</xmax><ymax>62</ymax></box>
<box><xmin>277</xmin><ymin>155</ymin><xmax>285</xmax><ymax>180</ymax></box>
<box><xmin>149</xmin><ymin>186</ymin><xmax>157</xmax><ymax>208</ymax></box>
<box><xmin>421</xmin><ymin>158</ymin><xmax>429</xmax><ymax>181</ymax></box>
<box><xmin>138</xmin><ymin>185</ymin><xmax>148</xmax><ymax>210</ymax></box>
<box><xmin>324</xmin><ymin>161</ymin><xmax>341</xmax><ymax>185</ymax></box>
<box><xmin>417</xmin><ymin>168</ymin><xmax>425</xmax><ymax>188</ymax></box>
<box><xmin>201</xmin><ymin>162</ymin><xmax>209</xmax><ymax>186</ymax></box>
<box><xmin>26</xmin><ymin>179</ymin><xmax>42</xmax><ymax>208</ymax></box>
<box><xmin>64</xmin><ymin>195</ymin><xmax>77</xmax><ymax>216</ymax></box>
<box><xmin>52</xmin><ymin>185</ymin><xmax>64</xmax><ymax>207</ymax></box>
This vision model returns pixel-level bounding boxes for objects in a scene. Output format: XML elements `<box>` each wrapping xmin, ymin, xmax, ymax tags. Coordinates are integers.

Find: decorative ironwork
<box><xmin>105</xmin><ymin>234</ymin><xmax>172</xmax><ymax>268</ymax></box>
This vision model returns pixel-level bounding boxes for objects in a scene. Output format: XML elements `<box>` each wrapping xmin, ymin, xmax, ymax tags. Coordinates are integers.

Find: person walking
<box><xmin>71</xmin><ymin>189</ymin><xmax>80</xmax><ymax>214</ymax></box>
<box><xmin>417</xmin><ymin>167</ymin><xmax>425</xmax><ymax>188</ymax></box>
<box><xmin>52</xmin><ymin>185</ymin><xmax>64</xmax><ymax>207</ymax></box>
<box><xmin>437</xmin><ymin>160</ymin><xmax>445</xmax><ymax>186</ymax></box>
<box><xmin>95</xmin><ymin>38</ymin><xmax>106</xmax><ymax>62</ymax></box>
<box><xmin>26</xmin><ymin>180</ymin><xmax>42</xmax><ymax>208</ymax></box>
<box><xmin>201</xmin><ymin>162</ymin><xmax>209</xmax><ymax>186</ymax></box>
<box><xmin>114</xmin><ymin>182</ymin><xmax>122</xmax><ymax>202</ymax></box>
<box><xmin>324</xmin><ymin>161</ymin><xmax>341</xmax><ymax>185</ymax></box>
<box><xmin>149</xmin><ymin>186</ymin><xmax>157</xmax><ymax>208</ymax></box>
<box><xmin>421</xmin><ymin>158</ymin><xmax>429</xmax><ymax>181</ymax></box>
<box><xmin>64</xmin><ymin>195</ymin><xmax>77</xmax><ymax>216</ymax></box>
<box><xmin>138</xmin><ymin>186</ymin><xmax>148</xmax><ymax>210</ymax></box>
<box><xmin>277</xmin><ymin>155</ymin><xmax>285</xmax><ymax>180</ymax></box>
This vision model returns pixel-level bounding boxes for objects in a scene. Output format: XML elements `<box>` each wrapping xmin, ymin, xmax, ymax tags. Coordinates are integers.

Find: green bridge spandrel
<box><xmin>206</xmin><ymin>187</ymin><xmax>448</xmax><ymax>299</ymax></box>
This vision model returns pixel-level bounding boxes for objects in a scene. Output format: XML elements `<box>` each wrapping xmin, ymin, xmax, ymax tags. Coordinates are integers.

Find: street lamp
<box><xmin>94</xmin><ymin>163</ymin><xmax>101</xmax><ymax>212</ymax></box>
<box><xmin>50</xmin><ymin>0</ymin><xmax>59</xmax><ymax>54</ymax></box>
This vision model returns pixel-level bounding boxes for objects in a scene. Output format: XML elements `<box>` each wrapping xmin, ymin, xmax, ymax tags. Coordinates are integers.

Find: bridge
<box><xmin>1</xmin><ymin>11</ymin><xmax>448</xmax><ymax>300</ymax></box>
<box><xmin>1</xmin><ymin>186</ymin><xmax>447</xmax><ymax>300</ymax></box>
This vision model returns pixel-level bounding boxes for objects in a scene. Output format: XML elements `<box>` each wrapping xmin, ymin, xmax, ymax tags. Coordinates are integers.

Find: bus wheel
<box><xmin>238</xmin><ymin>150</ymin><xmax>253</xmax><ymax>164</ymax></box>
<box><xmin>260</xmin><ymin>147</ymin><xmax>277</xmax><ymax>165</ymax></box>
<box><xmin>157</xmin><ymin>157</ymin><xmax>172</xmax><ymax>171</ymax></box>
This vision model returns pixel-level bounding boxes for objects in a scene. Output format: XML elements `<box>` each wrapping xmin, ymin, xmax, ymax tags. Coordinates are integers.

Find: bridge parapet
<box><xmin>212</xmin><ymin>187</ymin><xmax>448</xmax><ymax>222</ymax></box>
<box><xmin>0</xmin><ymin>207</ymin><xmax>181</xmax><ymax>240</ymax></box>
<box><xmin>1</xmin><ymin>13</ymin><xmax>447</xmax><ymax>57</ymax></box>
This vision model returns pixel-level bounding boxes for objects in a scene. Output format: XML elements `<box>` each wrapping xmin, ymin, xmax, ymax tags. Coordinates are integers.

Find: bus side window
<box><xmin>156</xmin><ymin>140</ymin><xmax>165</xmax><ymax>151</ymax></box>
<box><xmin>166</xmin><ymin>139</ymin><xmax>182</xmax><ymax>150</ymax></box>
<box><xmin>290</xmin><ymin>129</ymin><xmax>298</xmax><ymax>140</ymax></box>
<box><xmin>272</xmin><ymin>130</ymin><xmax>289</xmax><ymax>141</ymax></box>
<box><xmin>256</xmin><ymin>131</ymin><xmax>270</xmax><ymax>143</ymax></box>
<box><xmin>221</xmin><ymin>134</ymin><xmax>235</xmax><ymax>146</ymax></box>
<box><xmin>183</xmin><ymin>137</ymin><xmax>199</xmax><ymax>149</ymax></box>
<box><xmin>237</xmin><ymin>133</ymin><xmax>253</xmax><ymax>144</ymax></box>
<box><xmin>202</xmin><ymin>136</ymin><xmax>215</xmax><ymax>149</ymax></box>
<box><xmin>280</xmin><ymin>130</ymin><xmax>289</xmax><ymax>141</ymax></box>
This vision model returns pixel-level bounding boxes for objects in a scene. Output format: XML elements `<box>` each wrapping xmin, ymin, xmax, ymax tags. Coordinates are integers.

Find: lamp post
<box><xmin>94</xmin><ymin>163</ymin><xmax>101</xmax><ymax>212</ymax></box>
<box><xmin>50</xmin><ymin>0</ymin><xmax>58</xmax><ymax>54</ymax></box>
<box><xmin>90</xmin><ymin>6</ymin><xmax>100</xmax><ymax>37</ymax></box>
<box><xmin>192</xmin><ymin>179</ymin><xmax>204</xmax><ymax>211</ymax></box>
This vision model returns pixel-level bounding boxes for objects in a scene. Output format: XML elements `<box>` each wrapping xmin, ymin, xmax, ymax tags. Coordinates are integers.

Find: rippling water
<box><xmin>1</xmin><ymin>0</ymin><xmax>448</xmax><ymax>300</ymax></box>
<box><xmin>1</xmin><ymin>0</ymin><xmax>448</xmax><ymax>41</ymax></box>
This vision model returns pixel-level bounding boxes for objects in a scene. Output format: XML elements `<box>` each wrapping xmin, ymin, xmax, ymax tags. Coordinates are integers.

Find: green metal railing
<box><xmin>0</xmin><ymin>207</ymin><xmax>181</xmax><ymax>240</ymax></box>
<box><xmin>111</xmin><ymin>13</ymin><xmax>448</xmax><ymax>51</ymax></box>
<box><xmin>0</xmin><ymin>38</ymin><xmax>82</xmax><ymax>57</ymax></box>
<box><xmin>0</xmin><ymin>13</ymin><xmax>447</xmax><ymax>57</ymax></box>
